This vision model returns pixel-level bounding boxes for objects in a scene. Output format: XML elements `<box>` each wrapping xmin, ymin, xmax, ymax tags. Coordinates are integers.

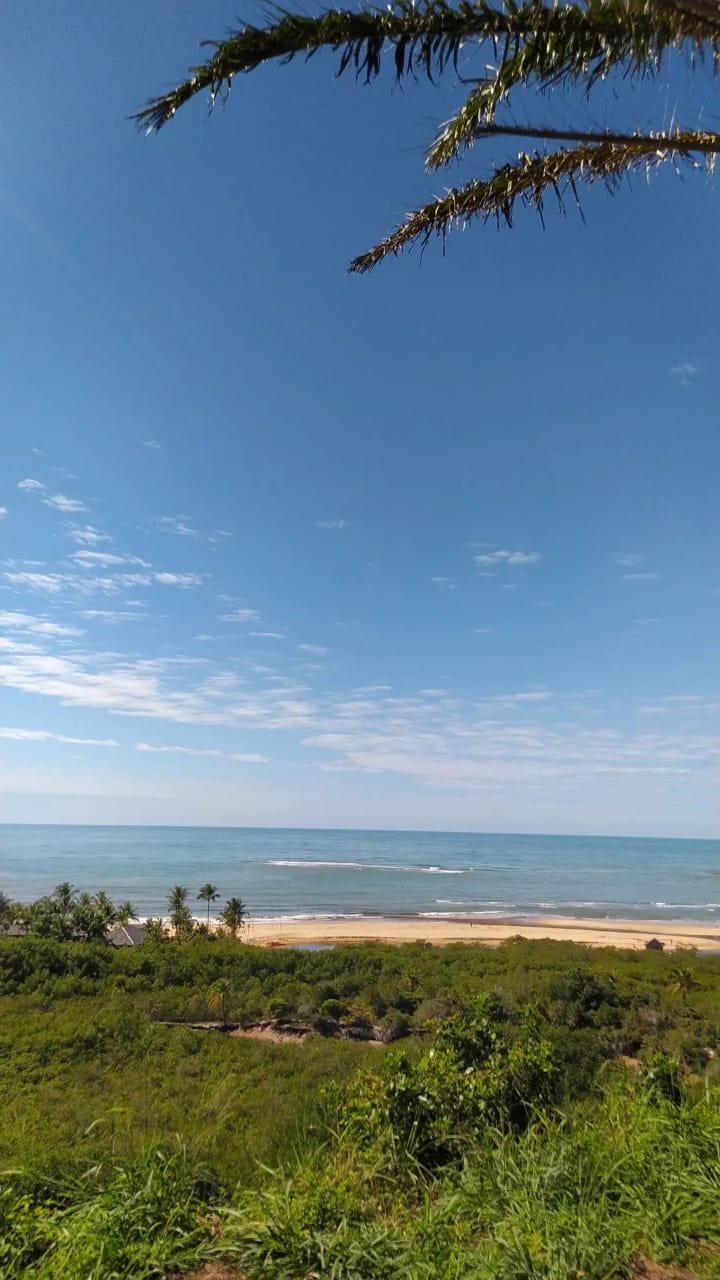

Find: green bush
<box><xmin>341</xmin><ymin>998</ymin><xmax>556</xmax><ymax>1170</ymax></box>
<box><xmin>318</xmin><ymin>998</ymin><xmax>348</xmax><ymax>1021</ymax></box>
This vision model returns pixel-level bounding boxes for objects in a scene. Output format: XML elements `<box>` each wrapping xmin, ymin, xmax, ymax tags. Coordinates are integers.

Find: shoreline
<box><xmin>236</xmin><ymin>914</ymin><xmax>720</xmax><ymax>951</ymax></box>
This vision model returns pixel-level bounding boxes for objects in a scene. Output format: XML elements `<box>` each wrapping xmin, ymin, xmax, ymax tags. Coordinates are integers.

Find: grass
<box><xmin>0</xmin><ymin>995</ymin><xmax>379</xmax><ymax>1184</ymax></box>
<box><xmin>207</xmin><ymin>1079</ymin><xmax>720</xmax><ymax>1280</ymax></box>
<box><xmin>4</xmin><ymin>1074</ymin><xmax>717</xmax><ymax>1279</ymax></box>
<box><xmin>0</xmin><ymin>1148</ymin><xmax>213</xmax><ymax>1279</ymax></box>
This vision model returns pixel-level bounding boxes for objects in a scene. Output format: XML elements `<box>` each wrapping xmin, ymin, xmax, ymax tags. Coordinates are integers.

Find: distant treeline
<box><xmin>0</xmin><ymin>882</ymin><xmax>247</xmax><ymax>941</ymax></box>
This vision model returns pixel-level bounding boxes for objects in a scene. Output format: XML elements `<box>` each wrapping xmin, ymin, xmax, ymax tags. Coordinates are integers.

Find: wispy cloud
<box><xmin>663</xmin><ymin>694</ymin><xmax>705</xmax><ymax>704</ymax></box>
<box><xmin>141</xmin><ymin>439</ymin><xmax>162</xmax><ymax>449</ymax></box>
<box><xmin>67</xmin><ymin>525</ymin><xmax>112</xmax><ymax>546</ymax></box>
<box><xmin>219</xmin><ymin>607</ymin><xmax>261</xmax><ymax>623</ymax></box>
<box><xmin>153</xmin><ymin>572</ymin><xmax>203</xmax><ymax>587</ymax></box>
<box><xmin>621</xmin><ymin>572</ymin><xmax>660</xmax><ymax>581</ymax></box>
<box><xmin>297</xmin><ymin>643</ymin><xmax>329</xmax><ymax>656</ymax></box>
<box><xmin>431</xmin><ymin>576</ymin><xmax>456</xmax><ymax>589</ymax></box>
<box><xmin>154</xmin><ymin>515</ymin><xmax>199</xmax><ymax>538</ymax></box>
<box><xmin>3</xmin><ymin>567</ymin><xmax>202</xmax><ymax>597</ymax></box>
<box><xmin>0</xmin><ymin>725</ymin><xmax>117</xmax><ymax>747</ymax></box>
<box><xmin>0</xmin><ymin>619</ymin><xmax>716</xmax><ymax>815</ymax></box>
<box><xmin>135</xmin><ymin>742</ymin><xmax>267</xmax><ymax>762</ymax></box>
<box><xmin>481</xmin><ymin>691</ymin><xmax>553</xmax><ymax>707</ymax></box>
<box><xmin>671</xmin><ymin>359</ymin><xmax>699</xmax><ymax>383</ymax></box>
<box><xmin>614</xmin><ymin>552</ymin><xmax>644</xmax><ymax>568</ymax></box>
<box><xmin>0</xmin><ymin>508</ymin><xmax>6</xmax><ymax>519</ymax></box>
<box><xmin>474</xmin><ymin>549</ymin><xmax>541</xmax><ymax>567</ymax></box>
<box><xmin>249</xmin><ymin>631</ymin><xmax>287</xmax><ymax>640</ymax></box>
<box><xmin>41</xmin><ymin>493</ymin><xmax>88</xmax><ymax>513</ymax></box>
<box><xmin>317</xmin><ymin>519</ymin><xmax>349</xmax><ymax>529</ymax></box>
<box><xmin>0</xmin><ymin>610</ymin><xmax>83</xmax><ymax>637</ymax></box>
<box><xmin>71</xmin><ymin>551</ymin><xmax>151</xmax><ymax>569</ymax></box>
<box><xmin>17</xmin><ymin>478</ymin><xmax>46</xmax><ymax>491</ymax></box>
<box><xmin>81</xmin><ymin>610</ymin><xmax>145</xmax><ymax>623</ymax></box>
<box><xmin>3</xmin><ymin>572</ymin><xmax>73</xmax><ymax>595</ymax></box>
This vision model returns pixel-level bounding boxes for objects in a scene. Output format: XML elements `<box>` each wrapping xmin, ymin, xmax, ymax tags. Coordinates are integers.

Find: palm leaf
<box><xmin>135</xmin><ymin>0</ymin><xmax>720</xmax><ymax>266</ymax></box>
<box><xmin>134</xmin><ymin>1</ymin><xmax>504</xmax><ymax>131</ymax></box>
<box><xmin>426</xmin><ymin>0</ymin><xmax>720</xmax><ymax>168</ymax></box>
<box><xmin>349</xmin><ymin>126</ymin><xmax>720</xmax><ymax>270</ymax></box>
<box><xmin>133</xmin><ymin>0</ymin><xmax>710</xmax><ymax>132</ymax></box>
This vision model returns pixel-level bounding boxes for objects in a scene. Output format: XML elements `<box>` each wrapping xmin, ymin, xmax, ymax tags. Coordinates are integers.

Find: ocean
<box><xmin>1</xmin><ymin>825</ymin><xmax>718</xmax><ymax>924</ymax></box>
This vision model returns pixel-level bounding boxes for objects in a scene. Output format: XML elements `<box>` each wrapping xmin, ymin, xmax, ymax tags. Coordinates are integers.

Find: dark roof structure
<box><xmin>107</xmin><ymin>924</ymin><xmax>148</xmax><ymax>947</ymax></box>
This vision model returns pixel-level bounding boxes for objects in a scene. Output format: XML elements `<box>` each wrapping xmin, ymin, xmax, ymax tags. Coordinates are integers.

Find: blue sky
<box><xmin>0</xmin><ymin>0</ymin><xmax>718</xmax><ymax>835</ymax></box>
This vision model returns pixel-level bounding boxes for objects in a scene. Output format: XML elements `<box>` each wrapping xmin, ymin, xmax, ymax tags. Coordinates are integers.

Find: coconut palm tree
<box><xmin>137</xmin><ymin>0</ymin><xmax>720</xmax><ymax>269</ymax></box>
<box><xmin>34</xmin><ymin>882</ymin><xmax>79</xmax><ymax>940</ymax></box>
<box><xmin>167</xmin><ymin>885</ymin><xmax>188</xmax><ymax>915</ymax></box>
<box><xmin>144</xmin><ymin>916</ymin><xmax>168</xmax><ymax>942</ymax></box>
<box><xmin>167</xmin><ymin>885</ymin><xmax>194</xmax><ymax>939</ymax></box>
<box><xmin>220</xmin><ymin>896</ymin><xmax>247</xmax><ymax>939</ymax></box>
<box><xmin>90</xmin><ymin>891</ymin><xmax>118</xmax><ymax>940</ymax></box>
<box><xmin>116</xmin><ymin>901</ymin><xmax>138</xmax><ymax>926</ymax></box>
<box><xmin>53</xmin><ymin>882</ymin><xmax>77</xmax><ymax>912</ymax></box>
<box><xmin>197</xmin><ymin>883</ymin><xmax>220</xmax><ymax>928</ymax></box>
<box><xmin>207</xmin><ymin>977</ymin><xmax>234</xmax><ymax>1026</ymax></box>
<box><xmin>0</xmin><ymin>891</ymin><xmax>11</xmax><ymax>925</ymax></box>
<box><xmin>669</xmin><ymin>966</ymin><xmax>700</xmax><ymax>1005</ymax></box>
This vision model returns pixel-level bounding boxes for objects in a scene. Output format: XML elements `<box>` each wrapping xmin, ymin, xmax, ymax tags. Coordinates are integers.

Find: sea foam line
<box><xmin>268</xmin><ymin>859</ymin><xmax>464</xmax><ymax>874</ymax></box>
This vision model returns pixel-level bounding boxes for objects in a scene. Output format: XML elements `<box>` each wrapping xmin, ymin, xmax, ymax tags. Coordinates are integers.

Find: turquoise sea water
<box><xmin>1</xmin><ymin>826</ymin><xmax>718</xmax><ymax>923</ymax></box>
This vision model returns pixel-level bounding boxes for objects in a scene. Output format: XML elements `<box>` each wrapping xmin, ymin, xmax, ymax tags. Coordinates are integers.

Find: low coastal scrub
<box><xmin>1</xmin><ymin>936</ymin><xmax>719</xmax><ymax>1277</ymax></box>
<box><xmin>2</xmin><ymin>1008</ymin><xmax>719</xmax><ymax>1279</ymax></box>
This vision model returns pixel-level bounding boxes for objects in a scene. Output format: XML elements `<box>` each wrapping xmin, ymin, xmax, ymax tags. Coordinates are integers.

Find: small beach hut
<box><xmin>645</xmin><ymin>937</ymin><xmax>665</xmax><ymax>952</ymax></box>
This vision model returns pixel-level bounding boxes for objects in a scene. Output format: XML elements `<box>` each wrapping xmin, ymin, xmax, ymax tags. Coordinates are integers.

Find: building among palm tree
<box><xmin>107</xmin><ymin>924</ymin><xmax>148</xmax><ymax>947</ymax></box>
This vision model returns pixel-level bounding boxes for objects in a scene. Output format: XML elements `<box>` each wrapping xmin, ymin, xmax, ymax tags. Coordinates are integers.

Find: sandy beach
<box><xmin>241</xmin><ymin>915</ymin><xmax>720</xmax><ymax>951</ymax></box>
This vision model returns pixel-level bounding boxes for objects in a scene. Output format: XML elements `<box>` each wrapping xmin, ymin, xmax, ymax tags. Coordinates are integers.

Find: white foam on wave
<box><xmin>249</xmin><ymin>912</ymin><xmax>365</xmax><ymax>924</ymax></box>
<box><xmin>655</xmin><ymin>901</ymin><xmax>720</xmax><ymax>910</ymax></box>
<box><xmin>268</xmin><ymin>859</ymin><xmax>464</xmax><ymax>875</ymax></box>
<box><xmin>435</xmin><ymin>899</ymin><xmax>510</xmax><ymax>907</ymax></box>
<box><xmin>269</xmin><ymin>860</ymin><xmax>366</xmax><ymax>870</ymax></box>
<box><xmin>419</xmin><ymin>910</ymin><xmax>508</xmax><ymax>918</ymax></box>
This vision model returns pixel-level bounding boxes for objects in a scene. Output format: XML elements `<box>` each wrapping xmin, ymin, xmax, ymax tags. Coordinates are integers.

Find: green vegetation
<box><xmin>197</xmin><ymin>883</ymin><xmax>220</xmax><ymax>928</ymax></box>
<box><xmin>2</xmin><ymin>882</ymin><xmax>132</xmax><ymax>943</ymax></box>
<box><xmin>136</xmin><ymin>0</ymin><xmax>720</xmax><ymax>270</ymax></box>
<box><xmin>1</xmin><ymin>935</ymin><xmax>719</xmax><ymax>1277</ymax></box>
<box><xmin>0</xmin><ymin>882</ymin><xmax>246</xmax><ymax>943</ymax></box>
<box><xmin>220</xmin><ymin>897</ymin><xmax>248</xmax><ymax>938</ymax></box>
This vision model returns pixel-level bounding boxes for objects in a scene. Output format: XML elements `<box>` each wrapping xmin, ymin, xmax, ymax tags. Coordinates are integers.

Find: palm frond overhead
<box><xmin>426</xmin><ymin>0</ymin><xmax>720</xmax><ymax>169</ymax></box>
<box><xmin>136</xmin><ymin>0</ymin><xmax>720</xmax><ymax>267</ymax></box>
<box><xmin>134</xmin><ymin>0</ymin><xmax>542</xmax><ymax>132</ymax></box>
<box><xmin>350</xmin><ymin>127</ymin><xmax>720</xmax><ymax>270</ymax></box>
